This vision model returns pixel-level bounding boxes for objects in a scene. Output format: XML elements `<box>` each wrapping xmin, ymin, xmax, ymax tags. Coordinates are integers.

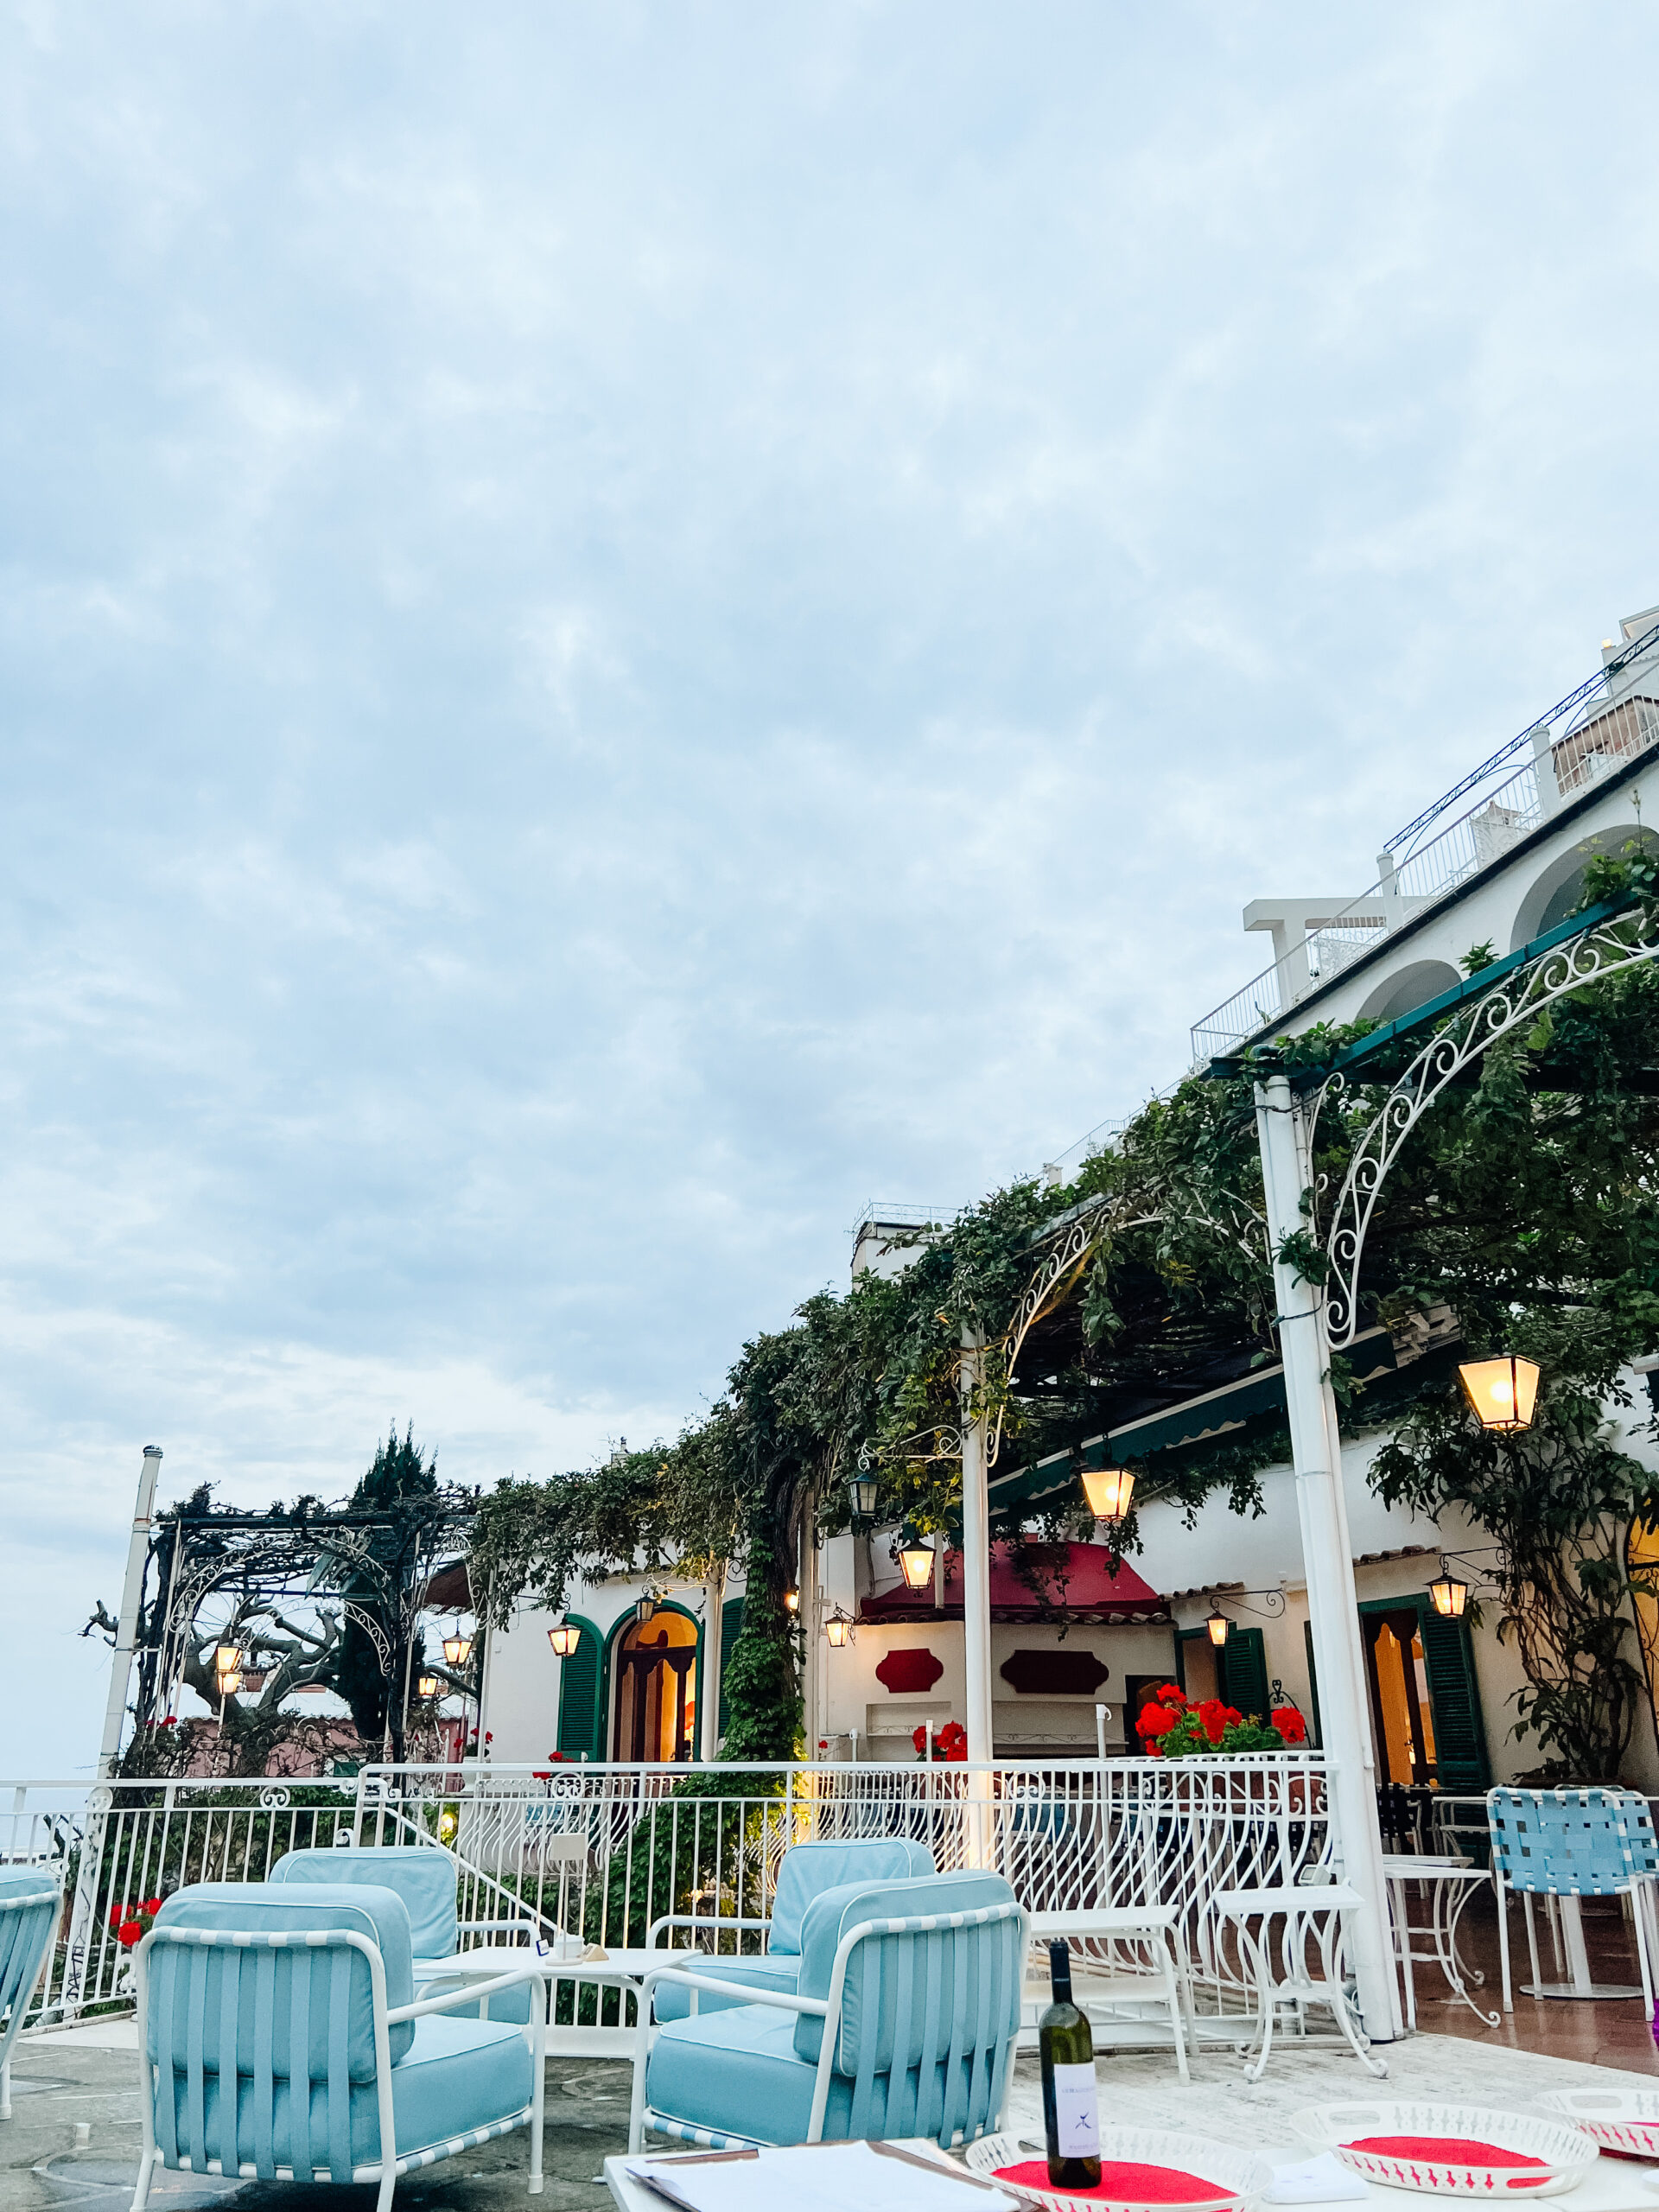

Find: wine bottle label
<box><xmin>1051</xmin><ymin>2062</ymin><xmax>1099</xmax><ymax>2156</ymax></box>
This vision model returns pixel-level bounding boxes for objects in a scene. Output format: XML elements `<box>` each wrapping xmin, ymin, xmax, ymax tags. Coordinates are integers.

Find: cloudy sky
<box><xmin>6</xmin><ymin>2</ymin><xmax>1659</xmax><ymax>1774</ymax></box>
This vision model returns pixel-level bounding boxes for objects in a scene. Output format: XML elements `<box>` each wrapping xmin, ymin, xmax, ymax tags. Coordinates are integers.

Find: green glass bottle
<box><xmin>1039</xmin><ymin>1940</ymin><xmax>1101</xmax><ymax>2189</ymax></box>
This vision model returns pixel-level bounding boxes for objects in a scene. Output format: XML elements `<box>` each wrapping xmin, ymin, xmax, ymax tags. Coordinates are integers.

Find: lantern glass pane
<box><xmin>1082</xmin><ymin>1465</ymin><xmax>1135</xmax><ymax>1521</ymax></box>
<box><xmin>1206</xmin><ymin>1611</ymin><xmax>1230</xmax><ymax>1647</ymax></box>
<box><xmin>899</xmin><ymin>1542</ymin><xmax>934</xmax><ymax>1591</ymax></box>
<box><xmin>1458</xmin><ymin>1355</ymin><xmax>1541</xmax><ymax>1432</ymax></box>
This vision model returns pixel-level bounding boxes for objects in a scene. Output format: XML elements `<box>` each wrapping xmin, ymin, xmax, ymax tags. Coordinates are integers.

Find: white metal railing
<box><xmin>1191</xmin><ymin>632</ymin><xmax>1659</xmax><ymax>1064</ymax></box>
<box><xmin>3</xmin><ymin>1756</ymin><xmax>1332</xmax><ymax>2039</ymax></box>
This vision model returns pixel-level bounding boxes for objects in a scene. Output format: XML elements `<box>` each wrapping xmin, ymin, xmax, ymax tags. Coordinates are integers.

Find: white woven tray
<box><xmin>1540</xmin><ymin>2089</ymin><xmax>1659</xmax><ymax>2160</ymax></box>
<box><xmin>1291</xmin><ymin>2101</ymin><xmax>1599</xmax><ymax>2196</ymax></box>
<box><xmin>965</xmin><ymin>2126</ymin><xmax>1271</xmax><ymax>2212</ymax></box>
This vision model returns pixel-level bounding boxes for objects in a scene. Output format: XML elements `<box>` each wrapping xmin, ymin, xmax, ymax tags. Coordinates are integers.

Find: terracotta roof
<box><xmin>859</xmin><ymin>1541</ymin><xmax>1169</xmax><ymax>1625</ymax></box>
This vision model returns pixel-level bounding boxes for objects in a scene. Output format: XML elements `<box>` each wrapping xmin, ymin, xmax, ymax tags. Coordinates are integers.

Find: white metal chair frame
<box><xmin>0</xmin><ymin>1882</ymin><xmax>60</xmax><ymax>2121</ymax></box>
<box><xmin>626</xmin><ymin>1899</ymin><xmax>1027</xmax><ymax>2155</ymax></box>
<box><xmin>1212</xmin><ymin>1885</ymin><xmax>1387</xmax><ymax>2083</ymax></box>
<box><xmin>645</xmin><ymin>1912</ymin><xmax>773</xmax><ymax>1956</ymax></box>
<box><xmin>1027</xmin><ymin>1908</ymin><xmax>1194</xmax><ymax>2082</ymax></box>
<box><xmin>132</xmin><ymin>1924</ymin><xmax>548</xmax><ymax>2212</ymax></box>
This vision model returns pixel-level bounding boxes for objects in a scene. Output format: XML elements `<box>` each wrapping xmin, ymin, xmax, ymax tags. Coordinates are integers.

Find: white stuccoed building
<box><xmin>486</xmin><ymin>604</ymin><xmax>1659</xmax><ymax>1800</ymax></box>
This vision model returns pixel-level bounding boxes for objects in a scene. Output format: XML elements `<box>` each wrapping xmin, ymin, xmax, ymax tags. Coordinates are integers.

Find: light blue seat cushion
<box><xmin>651</xmin><ymin>1840</ymin><xmax>936</xmax><ymax>2025</ymax></box>
<box><xmin>157</xmin><ymin>2013</ymin><xmax>531</xmax><ymax>2178</ymax></box>
<box><xmin>150</xmin><ymin>1882</ymin><xmax>417</xmax><ymax>2072</ymax></box>
<box><xmin>270</xmin><ymin>1847</ymin><xmax>458</xmax><ymax>1959</ymax></box>
<box><xmin>791</xmin><ymin>1869</ymin><xmax>1020</xmax><ymax>2066</ymax></box>
<box><xmin>767</xmin><ymin>1840</ymin><xmax>936</xmax><ymax>1955</ymax></box>
<box><xmin>0</xmin><ymin>1869</ymin><xmax>56</xmax><ymax>1906</ymax></box>
<box><xmin>651</xmin><ymin>1952</ymin><xmax>801</xmax><ymax>2025</ymax></box>
<box><xmin>644</xmin><ymin>2001</ymin><xmax>992</xmax><ymax>2149</ymax></box>
<box><xmin>269</xmin><ymin>1845</ymin><xmax>534</xmax><ymax>2026</ymax></box>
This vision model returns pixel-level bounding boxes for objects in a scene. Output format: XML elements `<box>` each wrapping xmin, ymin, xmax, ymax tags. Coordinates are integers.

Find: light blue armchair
<box><xmin>271</xmin><ymin>1843</ymin><xmax>536</xmax><ymax>2024</ymax></box>
<box><xmin>132</xmin><ymin>1881</ymin><xmax>545</xmax><ymax>2212</ymax></box>
<box><xmin>648</xmin><ymin>1838</ymin><xmax>937</xmax><ymax>2023</ymax></box>
<box><xmin>631</xmin><ymin>1868</ymin><xmax>1025</xmax><ymax>2152</ymax></box>
<box><xmin>0</xmin><ymin>1869</ymin><xmax>58</xmax><ymax>2120</ymax></box>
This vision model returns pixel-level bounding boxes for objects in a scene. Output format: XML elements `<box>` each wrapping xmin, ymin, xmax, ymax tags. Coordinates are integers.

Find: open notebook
<box><xmin>625</xmin><ymin>2140</ymin><xmax>1021</xmax><ymax>2212</ymax></box>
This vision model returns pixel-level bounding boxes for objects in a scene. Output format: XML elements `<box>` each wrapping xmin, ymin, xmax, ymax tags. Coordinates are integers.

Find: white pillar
<box><xmin>1255</xmin><ymin>1073</ymin><xmax>1401</xmax><ymax>2041</ymax></box>
<box><xmin>98</xmin><ymin>1446</ymin><xmax>163</xmax><ymax>1778</ymax></box>
<box><xmin>700</xmin><ymin>1567</ymin><xmax>725</xmax><ymax>1761</ymax></box>
<box><xmin>960</xmin><ymin>1330</ymin><xmax>995</xmax><ymax>1766</ymax></box>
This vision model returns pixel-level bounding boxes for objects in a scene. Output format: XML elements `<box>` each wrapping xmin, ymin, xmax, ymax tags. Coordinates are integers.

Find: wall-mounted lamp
<box><xmin>442</xmin><ymin>1632</ymin><xmax>474</xmax><ymax>1668</ymax></box>
<box><xmin>547</xmin><ymin>1620</ymin><xmax>582</xmax><ymax>1658</ymax></box>
<box><xmin>783</xmin><ymin>1586</ymin><xmax>800</xmax><ymax>1614</ymax></box>
<box><xmin>416</xmin><ymin>1675</ymin><xmax>442</xmax><ymax>1699</ymax></box>
<box><xmin>825</xmin><ymin>1608</ymin><xmax>855</xmax><ymax>1649</ymax></box>
<box><xmin>1205</xmin><ymin>1608</ymin><xmax>1232</xmax><ymax>1649</ymax></box>
<box><xmin>1427</xmin><ymin>1567</ymin><xmax>1470</xmax><ymax>1620</ymax></box>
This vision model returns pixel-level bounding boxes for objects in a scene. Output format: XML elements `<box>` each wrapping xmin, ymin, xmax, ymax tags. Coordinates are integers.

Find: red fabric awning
<box><xmin>859</xmin><ymin>1541</ymin><xmax>1169</xmax><ymax>1624</ymax></box>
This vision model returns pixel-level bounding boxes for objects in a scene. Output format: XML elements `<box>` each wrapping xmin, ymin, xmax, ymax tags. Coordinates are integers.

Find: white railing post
<box><xmin>1254</xmin><ymin>1070</ymin><xmax>1401</xmax><ymax>2041</ymax></box>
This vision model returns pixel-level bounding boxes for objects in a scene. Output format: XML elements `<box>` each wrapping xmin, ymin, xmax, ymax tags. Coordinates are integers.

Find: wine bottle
<box><xmin>1039</xmin><ymin>1939</ymin><xmax>1101</xmax><ymax>2188</ymax></box>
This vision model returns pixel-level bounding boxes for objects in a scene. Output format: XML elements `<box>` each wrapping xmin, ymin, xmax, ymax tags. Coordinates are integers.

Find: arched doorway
<box><xmin>613</xmin><ymin>1611</ymin><xmax>699</xmax><ymax>1762</ymax></box>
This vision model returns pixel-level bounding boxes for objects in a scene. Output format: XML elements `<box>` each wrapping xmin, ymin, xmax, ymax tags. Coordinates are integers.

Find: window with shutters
<box><xmin>556</xmin><ymin>1615</ymin><xmax>604</xmax><ymax>1761</ymax></box>
<box><xmin>1358</xmin><ymin>1595</ymin><xmax>1488</xmax><ymax>1791</ymax></box>
<box><xmin>1174</xmin><ymin>1624</ymin><xmax>1269</xmax><ymax>1719</ymax></box>
<box><xmin>717</xmin><ymin>1597</ymin><xmax>746</xmax><ymax>1734</ymax></box>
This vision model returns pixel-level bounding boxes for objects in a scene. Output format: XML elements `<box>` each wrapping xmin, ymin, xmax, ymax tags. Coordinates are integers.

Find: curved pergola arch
<box><xmin>1313</xmin><ymin>902</ymin><xmax>1659</xmax><ymax>1345</ymax></box>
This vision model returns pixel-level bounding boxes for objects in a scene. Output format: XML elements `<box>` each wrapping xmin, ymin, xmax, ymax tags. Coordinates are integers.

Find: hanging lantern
<box><xmin>442</xmin><ymin>1632</ymin><xmax>474</xmax><ymax>1668</ymax></box>
<box><xmin>219</xmin><ymin>1672</ymin><xmax>243</xmax><ymax>1696</ymax></box>
<box><xmin>825</xmin><ymin>1611</ymin><xmax>854</xmax><ymax>1649</ymax></box>
<box><xmin>547</xmin><ymin>1620</ymin><xmax>582</xmax><ymax>1658</ymax></box>
<box><xmin>1081</xmin><ymin>1465</ymin><xmax>1135</xmax><ymax>1523</ymax></box>
<box><xmin>213</xmin><ymin>1642</ymin><xmax>243</xmax><ymax>1678</ymax></box>
<box><xmin>1457</xmin><ymin>1355</ymin><xmax>1540</xmax><ymax>1433</ymax></box>
<box><xmin>1428</xmin><ymin>1570</ymin><xmax>1470</xmax><ymax>1620</ymax></box>
<box><xmin>783</xmin><ymin>1586</ymin><xmax>800</xmax><ymax>1614</ymax></box>
<box><xmin>898</xmin><ymin>1535</ymin><xmax>936</xmax><ymax>1592</ymax></box>
<box><xmin>416</xmin><ymin>1675</ymin><xmax>442</xmax><ymax>1699</ymax></box>
<box><xmin>634</xmin><ymin>1592</ymin><xmax>658</xmax><ymax>1627</ymax></box>
<box><xmin>849</xmin><ymin>1470</ymin><xmax>880</xmax><ymax>1521</ymax></box>
<box><xmin>1206</xmin><ymin>1608</ymin><xmax>1231</xmax><ymax>1649</ymax></box>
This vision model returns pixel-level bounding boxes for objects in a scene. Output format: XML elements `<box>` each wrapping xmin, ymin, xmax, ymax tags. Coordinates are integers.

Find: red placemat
<box><xmin>993</xmin><ymin>2160</ymin><xmax>1226</xmax><ymax>2203</ymax></box>
<box><xmin>1346</xmin><ymin>2138</ymin><xmax>1548</xmax><ymax>2172</ymax></box>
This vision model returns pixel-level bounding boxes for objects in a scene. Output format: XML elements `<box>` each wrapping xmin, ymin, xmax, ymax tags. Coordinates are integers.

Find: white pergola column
<box><xmin>960</xmin><ymin>1328</ymin><xmax>995</xmax><ymax>1766</ymax></box>
<box><xmin>98</xmin><ymin>1446</ymin><xmax>163</xmax><ymax>1776</ymax></box>
<box><xmin>1255</xmin><ymin>1071</ymin><xmax>1401</xmax><ymax>2042</ymax></box>
<box><xmin>799</xmin><ymin>1499</ymin><xmax>821</xmax><ymax>1757</ymax></box>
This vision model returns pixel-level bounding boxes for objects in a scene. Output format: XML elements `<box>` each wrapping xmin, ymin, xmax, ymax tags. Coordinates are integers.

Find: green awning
<box><xmin>988</xmin><ymin>1326</ymin><xmax>1402</xmax><ymax>1512</ymax></box>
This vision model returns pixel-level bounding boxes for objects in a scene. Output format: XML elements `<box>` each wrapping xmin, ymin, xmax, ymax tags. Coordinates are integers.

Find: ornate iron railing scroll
<box><xmin>1319</xmin><ymin>907</ymin><xmax>1659</xmax><ymax>1345</ymax></box>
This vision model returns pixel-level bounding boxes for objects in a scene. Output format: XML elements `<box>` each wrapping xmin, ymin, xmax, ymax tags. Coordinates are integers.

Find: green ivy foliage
<box><xmin>470</xmin><ymin>882</ymin><xmax>1659</xmax><ymax>1775</ymax></box>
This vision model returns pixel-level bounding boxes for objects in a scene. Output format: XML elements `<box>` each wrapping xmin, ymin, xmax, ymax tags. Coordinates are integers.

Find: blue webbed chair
<box><xmin>270</xmin><ymin>1844</ymin><xmax>536</xmax><ymax>2024</ymax></box>
<box><xmin>631</xmin><ymin>1868</ymin><xmax>1025</xmax><ymax>2152</ymax></box>
<box><xmin>1487</xmin><ymin>1787</ymin><xmax>1659</xmax><ymax>2015</ymax></box>
<box><xmin>132</xmin><ymin>1881</ymin><xmax>545</xmax><ymax>2212</ymax></box>
<box><xmin>648</xmin><ymin>1838</ymin><xmax>936</xmax><ymax>2024</ymax></box>
<box><xmin>0</xmin><ymin>1868</ymin><xmax>59</xmax><ymax>2120</ymax></box>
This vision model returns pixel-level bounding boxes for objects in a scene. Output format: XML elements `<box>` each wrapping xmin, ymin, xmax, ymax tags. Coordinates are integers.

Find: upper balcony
<box><xmin>1190</xmin><ymin>608</ymin><xmax>1659</xmax><ymax>1065</ymax></box>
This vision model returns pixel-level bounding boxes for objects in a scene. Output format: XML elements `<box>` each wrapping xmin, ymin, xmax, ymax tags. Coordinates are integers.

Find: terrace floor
<box><xmin>5</xmin><ymin>1899</ymin><xmax>1656</xmax><ymax>2212</ymax></box>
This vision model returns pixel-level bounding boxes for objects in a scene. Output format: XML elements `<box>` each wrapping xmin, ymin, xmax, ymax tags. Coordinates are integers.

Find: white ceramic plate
<box><xmin>1290</xmin><ymin>2101</ymin><xmax>1598</xmax><ymax>2196</ymax></box>
<box><xmin>965</xmin><ymin>2126</ymin><xmax>1271</xmax><ymax>2212</ymax></box>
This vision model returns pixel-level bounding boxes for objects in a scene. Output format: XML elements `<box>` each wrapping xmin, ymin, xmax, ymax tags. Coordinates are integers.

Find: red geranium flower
<box><xmin>117</xmin><ymin>1919</ymin><xmax>147</xmax><ymax>1949</ymax></box>
<box><xmin>938</xmin><ymin>1722</ymin><xmax>968</xmax><ymax>1763</ymax></box>
<box><xmin>912</xmin><ymin>1725</ymin><xmax>929</xmax><ymax>1752</ymax></box>
<box><xmin>141</xmin><ymin>1898</ymin><xmax>162</xmax><ymax>1916</ymax></box>
<box><xmin>1154</xmin><ymin>1683</ymin><xmax>1187</xmax><ymax>1707</ymax></box>
<box><xmin>1135</xmin><ymin>1702</ymin><xmax>1178</xmax><ymax>1739</ymax></box>
<box><xmin>1272</xmin><ymin>1706</ymin><xmax>1307</xmax><ymax>1745</ymax></box>
<box><xmin>1197</xmin><ymin>1698</ymin><xmax>1230</xmax><ymax>1745</ymax></box>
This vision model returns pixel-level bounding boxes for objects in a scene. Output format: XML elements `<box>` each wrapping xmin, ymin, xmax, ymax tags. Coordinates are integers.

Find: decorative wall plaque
<box><xmin>998</xmin><ymin>1648</ymin><xmax>1109</xmax><ymax>1697</ymax></box>
<box><xmin>874</xmin><ymin>1647</ymin><xmax>945</xmax><ymax>1694</ymax></box>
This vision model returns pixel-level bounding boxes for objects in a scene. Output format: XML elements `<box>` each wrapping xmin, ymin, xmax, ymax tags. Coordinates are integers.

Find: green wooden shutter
<box><xmin>1302</xmin><ymin>1619</ymin><xmax>1323</xmax><ymax>1749</ymax></box>
<box><xmin>717</xmin><ymin>1597</ymin><xmax>746</xmax><ymax>1734</ymax></box>
<box><xmin>556</xmin><ymin>1618</ymin><xmax>603</xmax><ymax>1760</ymax></box>
<box><xmin>1220</xmin><ymin>1626</ymin><xmax>1270</xmax><ymax>1720</ymax></box>
<box><xmin>1419</xmin><ymin>1603</ymin><xmax>1490</xmax><ymax>1791</ymax></box>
